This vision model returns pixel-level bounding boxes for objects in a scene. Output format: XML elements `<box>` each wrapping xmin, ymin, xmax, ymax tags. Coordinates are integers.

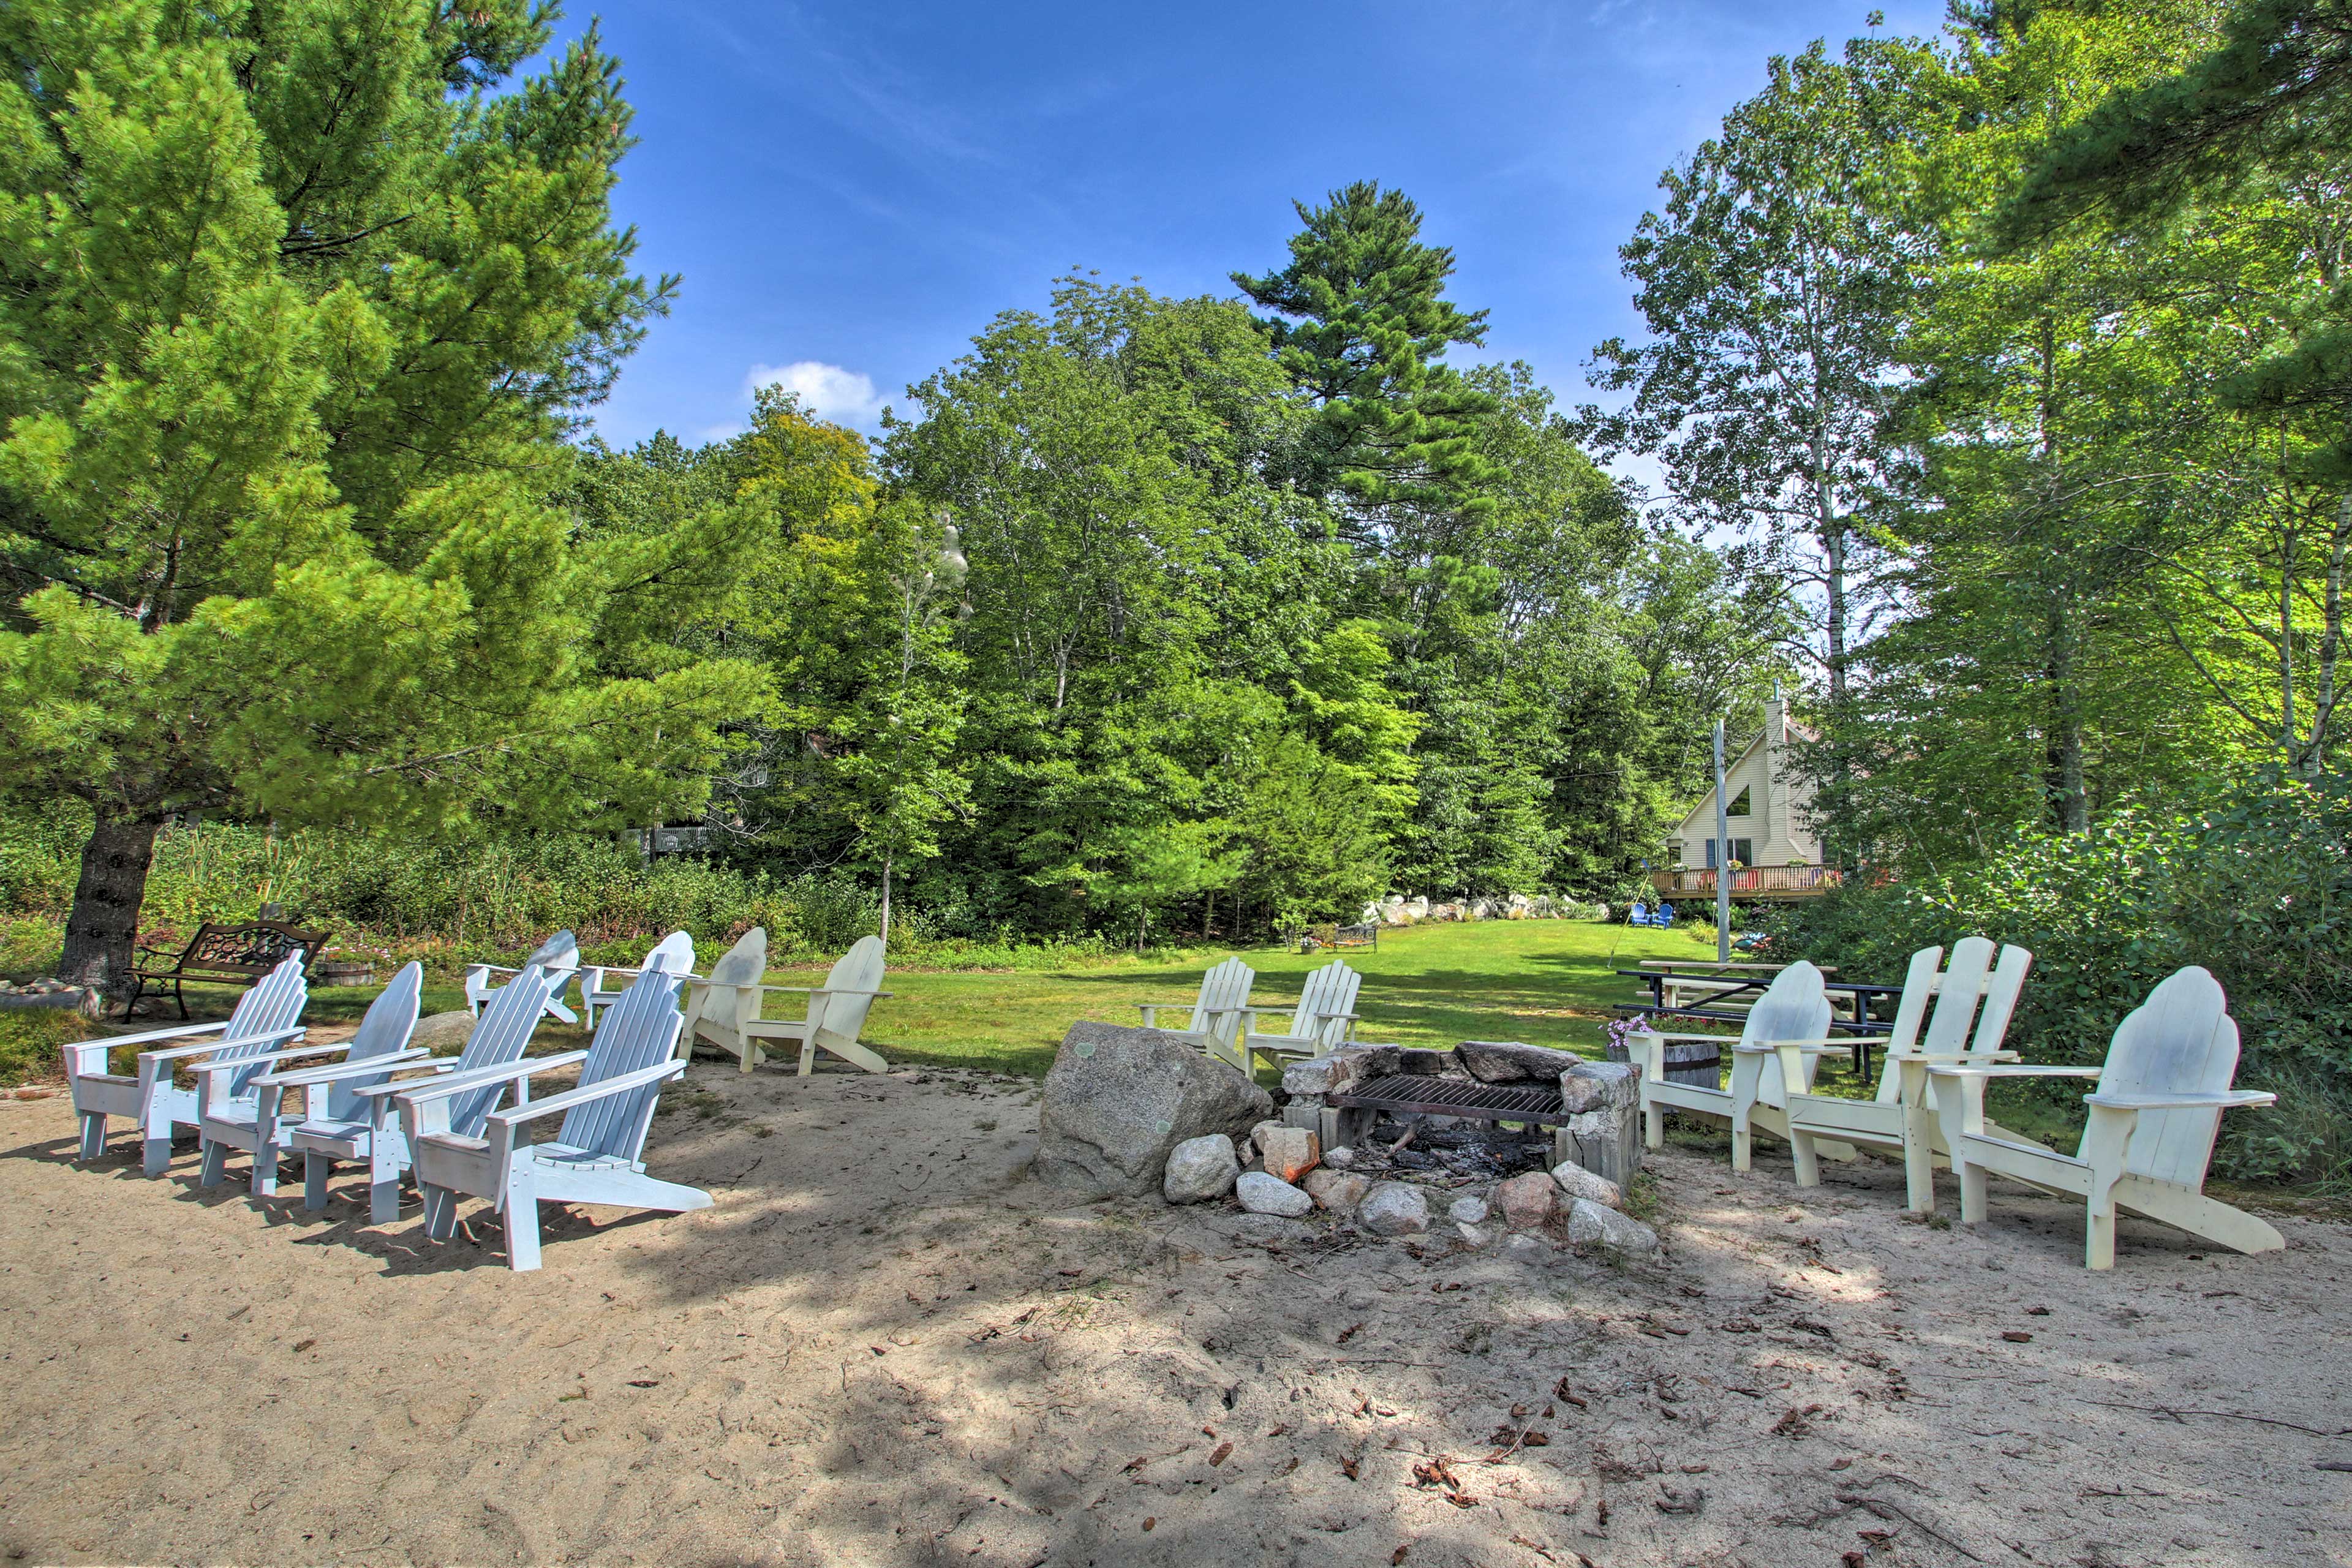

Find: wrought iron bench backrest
<box><xmin>175</xmin><ymin>921</ymin><xmax>324</xmax><ymax>976</ymax></box>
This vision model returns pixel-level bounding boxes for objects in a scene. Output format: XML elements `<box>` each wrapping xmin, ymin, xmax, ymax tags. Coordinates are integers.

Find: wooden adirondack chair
<box><xmin>692</xmin><ymin>934</ymin><xmax>893</xmax><ymax>1076</ymax></box>
<box><xmin>1627</xmin><ymin>959</ymin><xmax>1839</xmax><ymax>1172</ymax></box>
<box><xmin>1926</xmin><ymin>966</ymin><xmax>2280</xmax><ymax>1269</ymax></box>
<box><xmin>679</xmin><ymin>927</ymin><xmax>769</xmax><ymax>1067</ymax></box>
<box><xmin>283</xmin><ymin>960</ymin><xmax>570</xmax><ymax>1224</ymax></box>
<box><xmin>1235</xmin><ymin>960</ymin><xmax>1363</xmax><ymax>1069</ymax></box>
<box><xmin>579</xmin><ymin>930</ymin><xmax>695</xmax><ymax>1032</ymax></box>
<box><xmin>199</xmin><ymin>962</ymin><xmax>428</xmax><ymax>1198</ymax></box>
<box><xmin>1136</xmin><ymin>958</ymin><xmax>1256</xmax><ymax>1071</ymax></box>
<box><xmin>464</xmin><ymin>929</ymin><xmax>580</xmax><ymax>1024</ymax></box>
<box><xmin>1777</xmin><ymin>938</ymin><xmax>2035</xmax><ymax>1208</ymax></box>
<box><xmin>63</xmin><ymin>955</ymin><xmax>313</xmax><ymax>1177</ymax></box>
<box><xmin>410</xmin><ymin>962</ymin><xmax>706</xmax><ymax>1272</ymax></box>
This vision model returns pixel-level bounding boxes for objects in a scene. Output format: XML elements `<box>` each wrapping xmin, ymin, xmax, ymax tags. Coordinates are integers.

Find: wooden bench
<box><xmin>125</xmin><ymin>920</ymin><xmax>328</xmax><ymax>1020</ymax></box>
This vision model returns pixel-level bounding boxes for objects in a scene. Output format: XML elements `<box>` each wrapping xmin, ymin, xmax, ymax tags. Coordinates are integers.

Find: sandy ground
<box><xmin>0</xmin><ymin>1052</ymin><xmax>2346</xmax><ymax>1568</ymax></box>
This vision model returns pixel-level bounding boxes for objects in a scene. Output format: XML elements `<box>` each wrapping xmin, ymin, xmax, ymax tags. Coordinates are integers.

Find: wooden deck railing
<box><xmin>1648</xmin><ymin>864</ymin><xmax>1842</xmax><ymax>899</ymax></box>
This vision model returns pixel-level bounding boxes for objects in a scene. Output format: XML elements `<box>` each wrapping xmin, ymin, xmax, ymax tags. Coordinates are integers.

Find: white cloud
<box><xmin>744</xmin><ymin>360</ymin><xmax>888</xmax><ymax>431</ymax></box>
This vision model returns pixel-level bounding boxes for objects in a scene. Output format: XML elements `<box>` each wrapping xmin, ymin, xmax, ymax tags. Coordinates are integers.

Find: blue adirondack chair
<box><xmin>62</xmin><ymin>955</ymin><xmax>314</xmax><ymax>1176</ymax></box>
<box><xmin>410</xmin><ymin>959</ymin><xmax>706</xmax><ymax>1272</ymax></box>
<box><xmin>1654</xmin><ymin>902</ymin><xmax>1677</xmax><ymax>928</ymax></box>
<box><xmin>204</xmin><ymin>963</ymin><xmax>428</xmax><ymax>1198</ymax></box>
<box><xmin>282</xmin><ymin>960</ymin><xmax>569</xmax><ymax>1223</ymax></box>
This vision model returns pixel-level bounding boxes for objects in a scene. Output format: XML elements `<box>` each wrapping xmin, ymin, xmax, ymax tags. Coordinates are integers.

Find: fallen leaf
<box><xmin>2001</xmin><ymin>1330</ymin><xmax>2034</xmax><ymax>1344</ymax></box>
<box><xmin>1208</xmin><ymin>1442</ymin><xmax>1234</xmax><ymax>1467</ymax></box>
<box><xmin>290</xmin><ymin>1339</ymin><xmax>315</xmax><ymax>1354</ymax></box>
<box><xmin>2025</xmin><ymin>1305</ymin><xmax>2051</xmax><ymax>1316</ymax></box>
<box><xmin>1141</xmin><ymin>1518</ymin><xmax>1155</xmax><ymax>1532</ymax></box>
<box><xmin>1340</xmin><ymin>1456</ymin><xmax>1360</xmax><ymax>1481</ymax></box>
<box><xmin>1338</xmin><ymin>1322</ymin><xmax>1366</xmax><ymax>1344</ymax></box>
<box><xmin>627</xmin><ymin>1379</ymin><xmax>658</xmax><ymax>1389</ymax></box>
<box><xmin>1392</xmin><ymin>1550</ymin><xmax>1408</xmax><ymax>1566</ymax></box>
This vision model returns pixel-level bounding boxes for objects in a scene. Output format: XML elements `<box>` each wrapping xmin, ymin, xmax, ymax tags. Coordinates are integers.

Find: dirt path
<box><xmin>0</xmin><ymin>1066</ymin><xmax>2344</xmax><ymax>1566</ymax></box>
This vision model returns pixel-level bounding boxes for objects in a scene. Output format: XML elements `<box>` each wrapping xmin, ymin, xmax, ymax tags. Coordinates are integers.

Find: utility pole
<box><xmin>1713</xmin><ymin>718</ymin><xmax>1732</xmax><ymax>963</ymax></box>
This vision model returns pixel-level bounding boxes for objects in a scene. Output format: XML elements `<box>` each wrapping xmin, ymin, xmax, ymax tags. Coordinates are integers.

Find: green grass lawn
<box><xmin>844</xmin><ymin>917</ymin><xmax>1726</xmax><ymax>1077</ymax></box>
<box><xmin>4</xmin><ymin>918</ymin><xmax>1730</xmax><ymax>1085</ymax></box>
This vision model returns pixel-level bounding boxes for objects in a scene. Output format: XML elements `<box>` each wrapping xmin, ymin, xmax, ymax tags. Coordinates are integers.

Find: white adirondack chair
<box><xmin>62</xmin><ymin>955</ymin><xmax>313</xmax><ymax>1177</ymax></box>
<box><xmin>1927</xmin><ymin>966</ymin><xmax>2281</xmax><ymax>1269</ymax></box>
<box><xmin>1136</xmin><ymin>957</ymin><xmax>1256</xmax><ymax>1071</ymax></box>
<box><xmin>1777</xmin><ymin>938</ymin><xmax>2035</xmax><ymax>1207</ymax></box>
<box><xmin>282</xmin><ymin>960</ymin><xmax>570</xmax><ymax>1223</ymax></box>
<box><xmin>410</xmin><ymin>961</ymin><xmax>706</xmax><ymax>1271</ymax></box>
<box><xmin>684</xmin><ymin>931</ymin><xmax>894</xmax><ymax>1076</ymax></box>
<box><xmin>679</xmin><ymin>927</ymin><xmax>769</xmax><ymax>1067</ymax></box>
<box><xmin>1627</xmin><ymin>959</ymin><xmax>1839</xmax><ymax>1172</ymax></box>
<box><xmin>464</xmin><ymin>929</ymin><xmax>579</xmax><ymax>1024</ymax></box>
<box><xmin>579</xmin><ymin>930</ymin><xmax>695</xmax><ymax>1032</ymax></box>
<box><xmin>1235</xmin><ymin>960</ymin><xmax>1363</xmax><ymax>1069</ymax></box>
<box><xmin>198</xmin><ymin>962</ymin><xmax>428</xmax><ymax>1197</ymax></box>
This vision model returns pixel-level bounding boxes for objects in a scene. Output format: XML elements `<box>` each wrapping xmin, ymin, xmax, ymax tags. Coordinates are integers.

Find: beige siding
<box><xmin>1673</xmin><ymin>698</ymin><xmax>1822</xmax><ymax>869</ymax></box>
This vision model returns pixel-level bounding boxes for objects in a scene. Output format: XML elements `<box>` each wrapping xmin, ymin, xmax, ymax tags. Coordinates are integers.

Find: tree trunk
<box><xmin>2044</xmin><ymin>608</ymin><xmax>2089</xmax><ymax>835</ymax></box>
<box><xmin>59</xmin><ymin>812</ymin><xmax>165</xmax><ymax>998</ymax></box>
<box><xmin>878</xmin><ymin>853</ymin><xmax>893</xmax><ymax>943</ymax></box>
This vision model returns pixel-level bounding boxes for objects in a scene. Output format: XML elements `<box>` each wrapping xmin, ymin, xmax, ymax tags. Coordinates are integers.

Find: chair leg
<box><xmin>143</xmin><ymin>1105</ymin><xmax>175</xmax><ymax>1177</ymax></box>
<box><xmin>77</xmin><ymin>1112</ymin><xmax>107</xmax><ymax>1162</ymax></box>
<box><xmin>304</xmin><ymin>1152</ymin><xmax>331</xmax><ymax>1212</ymax></box>
<box><xmin>797</xmin><ymin>1036</ymin><xmax>817</xmax><ymax>1077</ymax></box>
<box><xmin>423</xmin><ymin>1185</ymin><xmax>459</xmax><ymax>1240</ymax></box>
<box><xmin>251</xmin><ymin>1136</ymin><xmax>281</xmax><ymax>1198</ymax></box>
<box><xmin>504</xmin><ymin>1167</ymin><xmax>542</xmax><ymax>1272</ymax></box>
<box><xmin>198</xmin><ymin>1139</ymin><xmax>228</xmax><ymax>1188</ymax></box>
<box><xmin>1789</xmin><ymin>1128</ymin><xmax>1820</xmax><ymax>1187</ymax></box>
<box><xmin>174</xmin><ymin>981</ymin><xmax>189</xmax><ymax>1022</ymax></box>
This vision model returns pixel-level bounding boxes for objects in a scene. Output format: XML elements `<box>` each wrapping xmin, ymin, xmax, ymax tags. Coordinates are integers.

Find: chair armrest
<box><xmin>194</xmin><ymin>1039</ymin><xmax>347</xmax><ymax>1078</ymax></box>
<box><xmin>378</xmin><ymin>1050</ymin><xmax>590</xmax><ymax>1105</ymax></box>
<box><xmin>1626</xmin><ymin>1030</ymin><xmax>1743</xmax><ymax>1042</ymax></box>
<box><xmin>467</xmin><ymin>963</ymin><xmax>522</xmax><ymax>979</ymax></box>
<box><xmin>760</xmin><ymin>985</ymin><xmax>817</xmax><ymax>994</ymax></box>
<box><xmin>1324</xmin><ymin>1012</ymin><xmax>1361</xmax><ymax>1022</ymax></box>
<box><xmin>140</xmin><ymin>1026</ymin><xmax>306</xmax><ymax>1065</ymax></box>
<box><xmin>2083</xmin><ymin>1089</ymin><xmax>2277</xmax><ymax>1111</ymax></box>
<box><xmin>1927</xmin><ymin>1064</ymin><xmax>2101</xmax><ymax>1080</ymax></box>
<box><xmin>99</xmin><ymin>1020</ymin><xmax>232</xmax><ymax>1049</ymax></box>
<box><xmin>254</xmin><ymin>1049</ymin><xmax>434</xmax><ymax>1089</ymax></box>
<box><xmin>483</xmin><ymin>1061</ymin><xmax>688</xmax><ymax>1129</ymax></box>
<box><xmin>1888</xmin><ymin>1050</ymin><xmax>2023</xmax><ymax>1064</ymax></box>
<box><xmin>1235</xmin><ymin>1008</ymin><xmax>1298</xmax><ymax>1028</ymax></box>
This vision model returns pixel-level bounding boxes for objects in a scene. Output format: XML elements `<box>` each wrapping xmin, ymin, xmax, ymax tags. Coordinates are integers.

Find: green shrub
<box><xmin>1770</xmin><ymin>771</ymin><xmax>2352</xmax><ymax>1184</ymax></box>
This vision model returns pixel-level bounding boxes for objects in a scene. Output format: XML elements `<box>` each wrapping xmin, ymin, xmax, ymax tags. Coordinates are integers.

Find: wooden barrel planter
<box><xmin>310</xmin><ymin>960</ymin><xmax>377</xmax><ymax>988</ymax></box>
<box><xmin>1606</xmin><ymin>1036</ymin><xmax>1722</xmax><ymax>1090</ymax></box>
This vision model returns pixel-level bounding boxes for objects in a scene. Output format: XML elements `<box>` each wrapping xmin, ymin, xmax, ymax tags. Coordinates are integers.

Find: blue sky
<box><xmin>554</xmin><ymin>1</ymin><xmax>1951</xmax><ymax>450</ymax></box>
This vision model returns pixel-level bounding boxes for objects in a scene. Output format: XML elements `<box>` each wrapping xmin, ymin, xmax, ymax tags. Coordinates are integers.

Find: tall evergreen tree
<box><xmin>0</xmin><ymin>1</ymin><xmax>763</xmax><ymax>993</ymax></box>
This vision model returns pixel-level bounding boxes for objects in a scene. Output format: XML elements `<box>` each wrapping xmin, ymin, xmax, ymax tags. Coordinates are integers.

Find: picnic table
<box><xmin>1614</xmin><ymin>960</ymin><xmax>1902</xmax><ymax>1079</ymax></box>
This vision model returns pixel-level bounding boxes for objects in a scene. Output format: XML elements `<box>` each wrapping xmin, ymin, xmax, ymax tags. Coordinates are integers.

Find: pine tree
<box><xmin>0</xmin><ymin>1</ymin><xmax>764</xmax><ymax>994</ymax></box>
<box><xmin>1232</xmin><ymin>181</ymin><xmax>1499</xmax><ymax>530</ymax></box>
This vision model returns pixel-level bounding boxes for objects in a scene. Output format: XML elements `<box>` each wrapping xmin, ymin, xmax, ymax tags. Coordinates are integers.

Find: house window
<box><xmin>1727</xmin><ymin>785</ymin><xmax>1752</xmax><ymax>817</ymax></box>
<box><xmin>1703</xmin><ymin>839</ymin><xmax>1755</xmax><ymax>869</ymax></box>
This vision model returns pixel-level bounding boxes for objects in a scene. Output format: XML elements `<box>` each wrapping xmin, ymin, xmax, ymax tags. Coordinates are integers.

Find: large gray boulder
<box><xmin>1457</xmin><ymin>1039</ymin><xmax>1581</xmax><ymax>1085</ymax></box>
<box><xmin>1035</xmin><ymin>1021</ymin><xmax>1275</xmax><ymax>1199</ymax></box>
<box><xmin>1236</xmin><ymin>1172</ymin><xmax>1313</xmax><ymax>1217</ymax></box>
<box><xmin>409</xmin><ymin>1010</ymin><xmax>477</xmax><ymax>1055</ymax></box>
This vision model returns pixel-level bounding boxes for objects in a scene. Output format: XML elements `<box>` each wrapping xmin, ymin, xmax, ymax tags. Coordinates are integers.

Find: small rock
<box><xmin>1506</xmin><ymin>1233</ymin><xmax>1549</xmax><ymax>1255</ymax></box>
<box><xmin>1163</xmin><ymin>1134</ymin><xmax>1240</xmax><ymax>1204</ymax></box>
<box><xmin>1257</xmin><ymin>1126</ymin><xmax>1320</xmax><ymax>1183</ymax></box>
<box><xmin>1303</xmin><ymin>1169</ymin><xmax>1371</xmax><ymax>1215</ymax></box>
<box><xmin>409</xmin><ymin>1010</ymin><xmax>477</xmax><ymax>1055</ymax></box>
<box><xmin>1236</xmin><ymin>1171</ymin><xmax>1313</xmax><ymax>1218</ymax></box>
<box><xmin>1550</xmin><ymin>1159</ymin><xmax>1624</xmax><ymax>1209</ymax></box>
<box><xmin>1248</xmin><ymin>1119</ymin><xmax>1283</xmax><ymax>1153</ymax></box>
<box><xmin>1357</xmin><ymin>1182</ymin><xmax>1431</xmax><ymax>1237</ymax></box>
<box><xmin>1456</xmin><ymin>1223</ymin><xmax>1491</xmax><ymax>1248</ymax></box>
<box><xmin>1324</xmin><ymin>1146</ymin><xmax>1356</xmax><ymax>1170</ymax></box>
<box><xmin>1566</xmin><ymin>1196</ymin><xmax>1660</xmax><ymax>1254</ymax></box>
<box><xmin>1494</xmin><ymin>1171</ymin><xmax>1557</xmax><ymax>1229</ymax></box>
<box><xmin>1447</xmin><ymin>1195</ymin><xmax>1490</xmax><ymax>1226</ymax></box>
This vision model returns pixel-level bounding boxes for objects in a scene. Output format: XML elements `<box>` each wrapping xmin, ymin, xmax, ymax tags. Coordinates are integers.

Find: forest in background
<box><xmin>2</xmin><ymin>0</ymin><xmax>2348</xmax><ymax>1180</ymax></box>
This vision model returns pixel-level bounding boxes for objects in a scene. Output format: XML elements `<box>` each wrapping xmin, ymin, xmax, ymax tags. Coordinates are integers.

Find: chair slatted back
<box><xmin>207</xmin><ymin>956</ymin><xmax>312</xmax><ymax>1099</ymax></box>
<box><xmin>323</xmin><ymin>962</ymin><xmax>424</xmax><ymax>1122</ymax></box>
<box><xmin>443</xmin><ymin>962</ymin><xmax>564</xmax><ymax>1137</ymax></box>
<box><xmin>683</xmin><ymin>927</ymin><xmax>766</xmax><ymax>1049</ymax></box>
<box><xmin>811</xmin><ymin>935</ymin><xmax>887</xmax><ymax>1048</ymax></box>
<box><xmin>526</xmin><ymin>930</ymin><xmax>579</xmax><ymax>973</ymax></box>
<box><xmin>2093</xmin><ymin>966</ymin><xmax>2242</xmax><ymax>1188</ymax></box>
<box><xmin>1739</xmin><ymin>960</ymin><xmax>1833</xmax><ymax>1108</ymax></box>
<box><xmin>1189</xmin><ymin>959</ymin><xmax>1255</xmax><ymax>1035</ymax></box>
<box><xmin>1872</xmin><ymin>939</ymin><xmax>2035</xmax><ymax>1105</ymax></box>
<box><xmin>558</xmin><ymin>963</ymin><xmax>686</xmax><ymax>1159</ymax></box>
<box><xmin>639</xmin><ymin>930</ymin><xmax>695</xmax><ymax>980</ymax></box>
<box><xmin>1294</xmin><ymin>961</ymin><xmax>1363</xmax><ymax>1050</ymax></box>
